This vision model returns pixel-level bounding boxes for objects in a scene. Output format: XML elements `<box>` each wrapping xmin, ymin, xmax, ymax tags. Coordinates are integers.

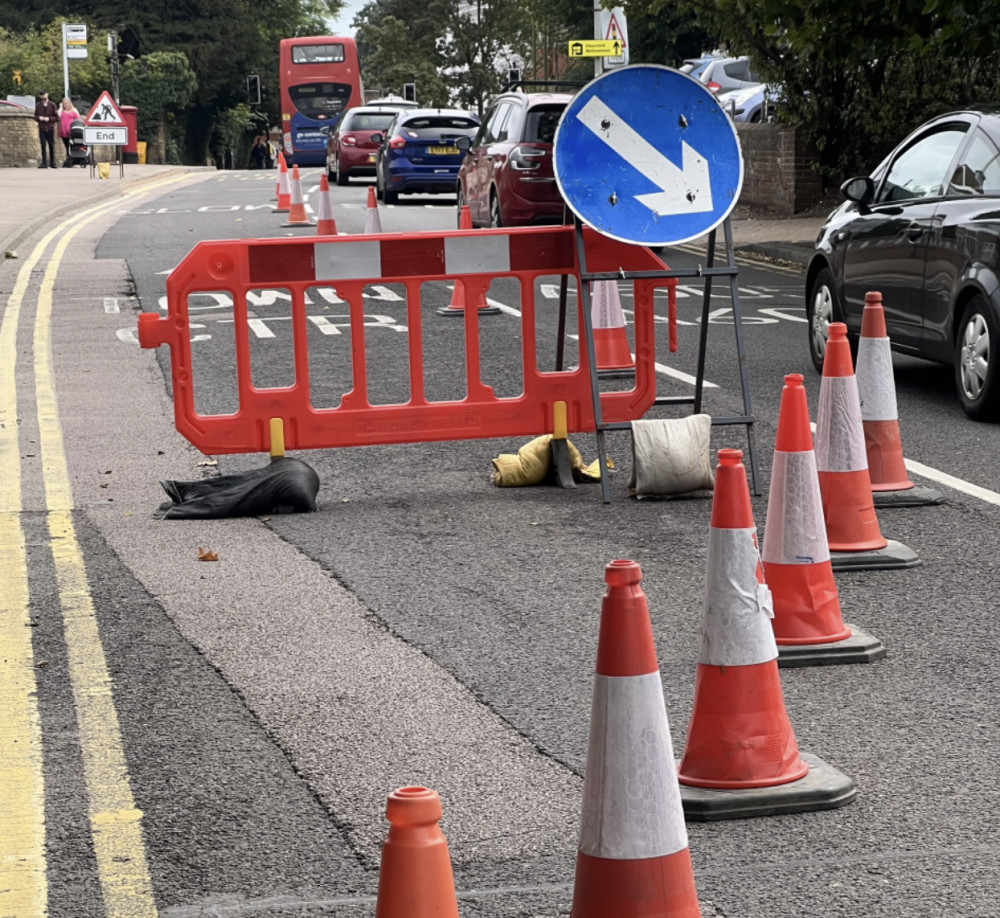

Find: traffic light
<box><xmin>507</xmin><ymin>68</ymin><xmax>521</xmax><ymax>85</ymax></box>
<box><xmin>247</xmin><ymin>74</ymin><xmax>261</xmax><ymax>105</ymax></box>
<box><xmin>403</xmin><ymin>82</ymin><xmax>416</xmax><ymax>102</ymax></box>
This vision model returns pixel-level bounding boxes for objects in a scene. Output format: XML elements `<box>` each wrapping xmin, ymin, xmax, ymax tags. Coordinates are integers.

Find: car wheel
<box><xmin>489</xmin><ymin>192</ymin><xmax>502</xmax><ymax>228</ymax></box>
<box><xmin>806</xmin><ymin>266</ymin><xmax>841</xmax><ymax>373</ymax></box>
<box><xmin>327</xmin><ymin>163</ymin><xmax>336</xmax><ymax>182</ymax></box>
<box><xmin>335</xmin><ymin>156</ymin><xmax>348</xmax><ymax>186</ymax></box>
<box><xmin>375</xmin><ymin>166</ymin><xmax>384</xmax><ymax>201</ymax></box>
<box><xmin>383</xmin><ymin>181</ymin><xmax>398</xmax><ymax>205</ymax></box>
<box><xmin>954</xmin><ymin>295</ymin><xmax>1000</xmax><ymax>421</ymax></box>
<box><xmin>456</xmin><ymin>186</ymin><xmax>466</xmax><ymax>227</ymax></box>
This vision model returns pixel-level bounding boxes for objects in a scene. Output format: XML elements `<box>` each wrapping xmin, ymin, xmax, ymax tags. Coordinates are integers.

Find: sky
<box><xmin>326</xmin><ymin>0</ymin><xmax>365</xmax><ymax>36</ymax></box>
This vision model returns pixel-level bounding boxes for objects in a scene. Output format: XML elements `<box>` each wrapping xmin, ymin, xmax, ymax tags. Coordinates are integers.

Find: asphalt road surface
<box><xmin>3</xmin><ymin>167</ymin><xmax>1000</xmax><ymax>918</ymax></box>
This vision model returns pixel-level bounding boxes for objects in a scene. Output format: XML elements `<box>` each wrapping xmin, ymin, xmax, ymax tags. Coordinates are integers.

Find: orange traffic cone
<box><xmin>315</xmin><ymin>173</ymin><xmax>338</xmax><ymax>235</ymax></box>
<box><xmin>364</xmin><ymin>184</ymin><xmax>382</xmax><ymax>234</ymax></box>
<box><xmin>591</xmin><ymin>280</ymin><xmax>634</xmax><ymax>377</ymax></box>
<box><xmin>273</xmin><ymin>155</ymin><xmax>290</xmax><ymax>213</ymax></box>
<box><xmin>816</xmin><ymin>321</ymin><xmax>887</xmax><ymax>551</ymax></box>
<box><xmin>437</xmin><ymin>204</ymin><xmax>499</xmax><ymax>316</ymax></box>
<box><xmin>678</xmin><ymin>447</ymin><xmax>808</xmax><ymax>790</ymax></box>
<box><xmin>374</xmin><ymin>787</ymin><xmax>459</xmax><ymax>918</ymax></box>
<box><xmin>762</xmin><ymin>375</ymin><xmax>885</xmax><ymax>666</ymax></box>
<box><xmin>855</xmin><ymin>291</ymin><xmax>942</xmax><ymax>510</ymax></box>
<box><xmin>677</xmin><ymin>448</ymin><xmax>857</xmax><ymax>818</ymax></box>
<box><xmin>272</xmin><ymin>151</ymin><xmax>284</xmax><ymax>200</ymax></box>
<box><xmin>570</xmin><ymin>559</ymin><xmax>701</xmax><ymax>918</ymax></box>
<box><xmin>856</xmin><ymin>291</ymin><xmax>912</xmax><ymax>491</ymax></box>
<box><xmin>281</xmin><ymin>165</ymin><xmax>315</xmax><ymax>227</ymax></box>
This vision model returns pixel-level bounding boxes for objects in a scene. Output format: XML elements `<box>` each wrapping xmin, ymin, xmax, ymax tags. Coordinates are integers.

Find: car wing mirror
<box><xmin>840</xmin><ymin>176</ymin><xmax>875</xmax><ymax>213</ymax></box>
<box><xmin>370</xmin><ymin>133</ymin><xmax>384</xmax><ymax>144</ymax></box>
<box><xmin>455</xmin><ymin>135</ymin><xmax>471</xmax><ymax>152</ymax></box>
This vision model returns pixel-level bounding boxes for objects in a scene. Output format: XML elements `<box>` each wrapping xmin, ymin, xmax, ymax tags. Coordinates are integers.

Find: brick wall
<box><xmin>736</xmin><ymin>123</ymin><xmax>823</xmax><ymax>214</ymax></box>
<box><xmin>0</xmin><ymin>109</ymin><xmax>42</xmax><ymax>167</ymax></box>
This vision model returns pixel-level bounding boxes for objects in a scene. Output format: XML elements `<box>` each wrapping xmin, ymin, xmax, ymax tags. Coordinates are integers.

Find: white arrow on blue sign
<box><xmin>554</xmin><ymin>64</ymin><xmax>744</xmax><ymax>246</ymax></box>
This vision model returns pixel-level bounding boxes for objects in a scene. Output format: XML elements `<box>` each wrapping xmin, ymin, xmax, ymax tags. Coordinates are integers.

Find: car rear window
<box><xmin>524</xmin><ymin>106</ymin><xmax>565</xmax><ymax>144</ymax></box>
<box><xmin>345</xmin><ymin>112</ymin><xmax>396</xmax><ymax>131</ymax></box>
<box><xmin>402</xmin><ymin>115</ymin><xmax>478</xmax><ymax>134</ymax></box>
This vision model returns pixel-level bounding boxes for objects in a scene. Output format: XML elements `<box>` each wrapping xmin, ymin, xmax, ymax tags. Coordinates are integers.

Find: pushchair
<box><xmin>63</xmin><ymin>118</ymin><xmax>90</xmax><ymax>167</ymax></box>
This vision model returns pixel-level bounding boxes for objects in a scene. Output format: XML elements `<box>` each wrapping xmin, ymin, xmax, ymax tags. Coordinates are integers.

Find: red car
<box><xmin>456</xmin><ymin>87</ymin><xmax>576</xmax><ymax>227</ymax></box>
<box><xmin>324</xmin><ymin>104</ymin><xmax>410</xmax><ymax>185</ymax></box>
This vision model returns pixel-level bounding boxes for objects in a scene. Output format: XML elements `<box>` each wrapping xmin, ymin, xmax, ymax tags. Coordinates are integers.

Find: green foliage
<box><xmin>0</xmin><ymin>19</ymin><xmax>113</xmax><ymax>104</ymax></box>
<box><xmin>659</xmin><ymin>0</ymin><xmax>1000</xmax><ymax>185</ymax></box>
<box><xmin>0</xmin><ymin>0</ymin><xmax>345</xmax><ymax>164</ymax></box>
<box><xmin>119</xmin><ymin>50</ymin><xmax>197</xmax><ymax>149</ymax></box>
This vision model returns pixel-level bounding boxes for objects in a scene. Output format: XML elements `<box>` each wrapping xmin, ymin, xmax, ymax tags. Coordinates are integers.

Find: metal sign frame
<box><xmin>558</xmin><ymin>214</ymin><xmax>760</xmax><ymax>503</ymax></box>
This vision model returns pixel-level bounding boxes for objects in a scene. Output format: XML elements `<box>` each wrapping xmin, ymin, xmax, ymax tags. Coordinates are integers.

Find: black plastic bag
<box><xmin>155</xmin><ymin>457</ymin><xmax>320</xmax><ymax>520</ymax></box>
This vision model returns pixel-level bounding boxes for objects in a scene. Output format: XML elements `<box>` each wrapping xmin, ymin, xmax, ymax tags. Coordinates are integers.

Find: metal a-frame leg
<box><xmin>574</xmin><ymin>220</ymin><xmax>612</xmax><ymax>504</ymax></box>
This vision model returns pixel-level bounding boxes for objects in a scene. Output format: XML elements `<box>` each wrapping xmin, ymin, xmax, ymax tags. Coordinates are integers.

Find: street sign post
<box><xmin>553</xmin><ymin>64</ymin><xmax>743</xmax><ymax>247</ymax></box>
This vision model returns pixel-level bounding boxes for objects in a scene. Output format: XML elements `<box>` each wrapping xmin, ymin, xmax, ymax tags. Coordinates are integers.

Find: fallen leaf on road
<box><xmin>197</xmin><ymin>548</ymin><xmax>219</xmax><ymax>561</ymax></box>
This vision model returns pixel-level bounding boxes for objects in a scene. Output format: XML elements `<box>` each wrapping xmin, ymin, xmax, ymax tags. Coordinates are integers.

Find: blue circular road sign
<box><xmin>554</xmin><ymin>64</ymin><xmax>744</xmax><ymax>246</ymax></box>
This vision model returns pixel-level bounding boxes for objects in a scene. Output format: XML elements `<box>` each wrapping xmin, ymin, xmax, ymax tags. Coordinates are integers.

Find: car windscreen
<box><xmin>524</xmin><ymin>106</ymin><xmax>566</xmax><ymax>144</ymax></box>
<box><xmin>400</xmin><ymin>116</ymin><xmax>479</xmax><ymax>136</ymax></box>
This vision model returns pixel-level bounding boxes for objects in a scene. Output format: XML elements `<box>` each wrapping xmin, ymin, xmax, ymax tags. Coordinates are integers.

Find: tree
<box><xmin>119</xmin><ymin>50</ymin><xmax>197</xmax><ymax>163</ymax></box>
<box><xmin>354</xmin><ymin>3</ymin><xmax>450</xmax><ymax>105</ymax></box>
<box><xmin>639</xmin><ymin>0</ymin><xmax>1000</xmax><ymax>184</ymax></box>
<box><xmin>436</xmin><ymin>0</ymin><xmax>534</xmax><ymax>115</ymax></box>
<box><xmin>0</xmin><ymin>0</ymin><xmax>345</xmax><ymax>164</ymax></box>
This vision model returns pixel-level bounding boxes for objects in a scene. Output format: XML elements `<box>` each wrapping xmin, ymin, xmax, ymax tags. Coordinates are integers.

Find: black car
<box><xmin>806</xmin><ymin>109</ymin><xmax>1000</xmax><ymax>420</ymax></box>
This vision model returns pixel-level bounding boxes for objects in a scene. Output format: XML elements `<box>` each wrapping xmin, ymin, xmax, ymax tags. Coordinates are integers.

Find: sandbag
<box><xmin>155</xmin><ymin>456</ymin><xmax>320</xmax><ymax>519</ymax></box>
<box><xmin>491</xmin><ymin>435</ymin><xmax>601</xmax><ymax>487</ymax></box>
<box><xmin>628</xmin><ymin>415</ymin><xmax>714</xmax><ymax>498</ymax></box>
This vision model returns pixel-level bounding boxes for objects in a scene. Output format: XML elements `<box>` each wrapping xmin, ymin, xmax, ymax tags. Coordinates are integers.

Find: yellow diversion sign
<box><xmin>567</xmin><ymin>39</ymin><xmax>622</xmax><ymax>58</ymax></box>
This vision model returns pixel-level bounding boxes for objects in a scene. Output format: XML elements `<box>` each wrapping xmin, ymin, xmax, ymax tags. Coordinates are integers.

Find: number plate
<box><xmin>428</xmin><ymin>145</ymin><xmax>459</xmax><ymax>155</ymax></box>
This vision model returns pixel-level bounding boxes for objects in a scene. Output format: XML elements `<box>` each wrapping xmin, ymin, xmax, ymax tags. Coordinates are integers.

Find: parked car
<box><xmin>323</xmin><ymin>105</ymin><xmax>408</xmax><ymax>185</ymax></box>
<box><xmin>806</xmin><ymin>109</ymin><xmax>1000</xmax><ymax>420</ymax></box>
<box><xmin>456</xmin><ymin>85</ymin><xmax>578</xmax><ymax>228</ymax></box>
<box><xmin>696</xmin><ymin>57</ymin><xmax>759</xmax><ymax>96</ymax></box>
<box><xmin>0</xmin><ymin>99</ymin><xmax>29</xmax><ymax>109</ymax></box>
<box><xmin>373</xmin><ymin>109</ymin><xmax>479</xmax><ymax>204</ymax></box>
<box><xmin>679</xmin><ymin>53</ymin><xmax>727</xmax><ymax>79</ymax></box>
<box><xmin>717</xmin><ymin>83</ymin><xmax>782</xmax><ymax>123</ymax></box>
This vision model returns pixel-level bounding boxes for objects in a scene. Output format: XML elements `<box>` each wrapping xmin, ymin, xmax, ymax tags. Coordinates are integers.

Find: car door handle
<box><xmin>907</xmin><ymin>225</ymin><xmax>924</xmax><ymax>241</ymax></box>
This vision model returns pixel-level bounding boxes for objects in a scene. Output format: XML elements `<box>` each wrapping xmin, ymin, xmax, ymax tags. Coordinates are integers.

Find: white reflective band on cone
<box><xmin>592</xmin><ymin>280</ymin><xmax>625</xmax><ymax>328</ymax></box>
<box><xmin>762</xmin><ymin>451</ymin><xmax>830</xmax><ymax>565</ymax></box>
<box><xmin>579</xmin><ymin>673</ymin><xmax>688</xmax><ymax>859</ymax></box>
<box><xmin>856</xmin><ymin>337</ymin><xmax>899</xmax><ymax>421</ymax></box>
<box><xmin>700</xmin><ymin>527</ymin><xmax>777</xmax><ymax>666</ymax></box>
<box><xmin>816</xmin><ymin>375</ymin><xmax>868</xmax><ymax>472</ymax></box>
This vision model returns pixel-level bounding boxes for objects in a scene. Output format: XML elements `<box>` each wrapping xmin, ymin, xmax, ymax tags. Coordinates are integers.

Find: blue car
<box><xmin>373</xmin><ymin>108</ymin><xmax>479</xmax><ymax>204</ymax></box>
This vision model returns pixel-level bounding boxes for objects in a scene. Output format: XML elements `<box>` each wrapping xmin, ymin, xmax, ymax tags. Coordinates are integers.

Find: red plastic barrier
<box><xmin>138</xmin><ymin>225</ymin><xmax>675</xmax><ymax>456</ymax></box>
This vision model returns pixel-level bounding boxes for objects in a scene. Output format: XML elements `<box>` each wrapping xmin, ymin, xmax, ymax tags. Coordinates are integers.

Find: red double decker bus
<box><xmin>279</xmin><ymin>36</ymin><xmax>364</xmax><ymax>167</ymax></box>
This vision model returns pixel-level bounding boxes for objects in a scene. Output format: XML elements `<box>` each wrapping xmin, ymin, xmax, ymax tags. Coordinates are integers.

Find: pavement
<box><xmin>0</xmin><ymin>163</ymin><xmax>830</xmax><ymax>267</ymax></box>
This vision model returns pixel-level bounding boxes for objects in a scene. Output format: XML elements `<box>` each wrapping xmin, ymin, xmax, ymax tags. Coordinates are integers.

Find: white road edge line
<box><xmin>808</xmin><ymin>422</ymin><xmax>1000</xmax><ymax>506</ymax></box>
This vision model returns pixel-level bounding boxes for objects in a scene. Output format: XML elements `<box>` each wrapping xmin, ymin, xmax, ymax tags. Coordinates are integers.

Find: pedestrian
<box><xmin>58</xmin><ymin>97</ymin><xmax>80</xmax><ymax>165</ymax></box>
<box><xmin>248</xmin><ymin>134</ymin><xmax>267</xmax><ymax>169</ymax></box>
<box><xmin>34</xmin><ymin>90</ymin><xmax>59</xmax><ymax>168</ymax></box>
<box><xmin>264</xmin><ymin>134</ymin><xmax>276</xmax><ymax>169</ymax></box>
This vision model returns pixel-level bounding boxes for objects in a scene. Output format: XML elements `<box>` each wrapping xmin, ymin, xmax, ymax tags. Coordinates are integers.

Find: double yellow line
<box><xmin>1</xmin><ymin>174</ymin><xmax>192</xmax><ymax>918</ymax></box>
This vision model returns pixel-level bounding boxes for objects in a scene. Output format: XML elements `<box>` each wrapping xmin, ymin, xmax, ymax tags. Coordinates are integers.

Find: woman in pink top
<box><xmin>58</xmin><ymin>98</ymin><xmax>80</xmax><ymax>160</ymax></box>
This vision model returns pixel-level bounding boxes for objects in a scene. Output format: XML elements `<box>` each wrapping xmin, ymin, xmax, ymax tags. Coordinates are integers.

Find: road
<box><xmin>3</xmin><ymin>167</ymin><xmax>1000</xmax><ymax>918</ymax></box>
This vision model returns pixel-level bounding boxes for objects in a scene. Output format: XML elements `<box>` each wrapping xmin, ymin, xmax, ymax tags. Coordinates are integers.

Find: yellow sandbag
<box><xmin>491</xmin><ymin>436</ymin><xmax>602</xmax><ymax>487</ymax></box>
